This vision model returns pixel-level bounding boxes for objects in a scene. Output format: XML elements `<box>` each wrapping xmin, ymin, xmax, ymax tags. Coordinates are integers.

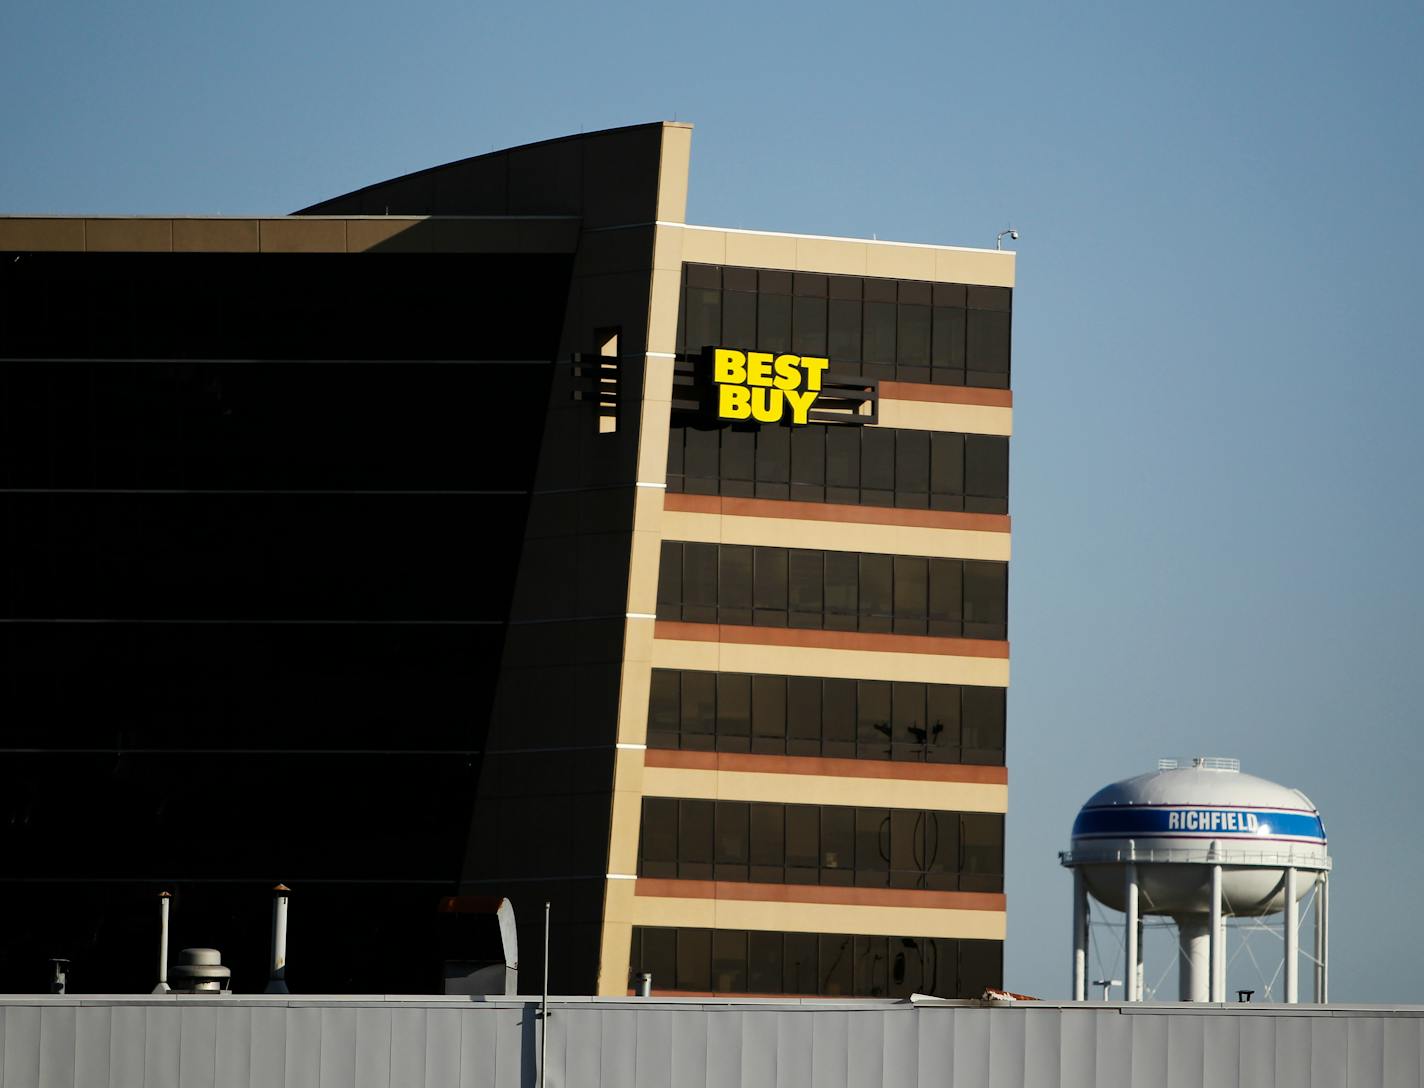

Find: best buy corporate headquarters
<box><xmin>0</xmin><ymin>122</ymin><xmax>1013</xmax><ymax>998</ymax></box>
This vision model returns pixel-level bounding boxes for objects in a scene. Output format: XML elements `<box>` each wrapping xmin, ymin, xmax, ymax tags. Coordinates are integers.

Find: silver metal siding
<box><xmin>741</xmin><ymin>1010</ymin><xmax>777</xmax><ymax>1087</ymax></box>
<box><xmin>1128</xmin><ymin>1012</ymin><xmax>1166</xmax><ymax>1087</ymax></box>
<box><xmin>704</xmin><ymin>1009</ymin><xmax>740</xmax><ymax>1088</ymax></box>
<box><xmin>1382</xmin><ymin>1017</ymin><xmax>1421</xmax><ymax>1088</ymax></box>
<box><xmin>1308</xmin><ymin>1014</ymin><xmax>1346</xmax><ymax>1088</ymax></box>
<box><xmin>1094</xmin><ymin>1005</ymin><xmax>1132</xmax><ymax>1088</ymax></box>
<box><xmin>775</xmin><ymin>1009</ymin><xmax>812</xmax><ymax>1088</ymax></box>
<box><xmin>1021</xmin><ymin>1005</ymin><xmax>1060</xmax><ymax>1088</ymax></box>
<box><xmin>1056</xmin><ymin>1009</ymin><xmax>1096</xmax><ymax>1088</ymax></box>
<box><xmin>0</xmin><ymin>998</ymin><xmax>1419</xmax><ymax>1088</ymax></box>
<box><xmin>212</xmin><ymin>1004</ymin><xmax>250</xmax><ymax>1088</ymax></box>
<box><xmin>953</xmin><ymin>1008</ymin><xmax>991</xmax><ymax>1085</ymax></box>
<box><xmin>634</xmin><ymin>1008</ymin><xmax>672</xmax><ymax>1088</ymax></box>
<box><xmin>987</xmin><ymin>1003</ymin><xmax>1025</xmax><ymax>1088</ymax></box>
<box><xmin>6</xmin><ymin>1006</ymin><xmax>41</xmax><ymax>1087</ymax></box>
<box><xmin>809</xmin><ymin>1010</ymin><xmax>846</xmax><ymax>1088</ymax></box>
<box><xmin>1164</xmin><ymin>1010</ymin><xmax>1203</xmax><ymax>1088</ymax></box>
<box><xmin>351</xmin><ymin>1007</ymin><xmax>390</xmax><ymax>1088</ymax></box>
<box><xmin>669</xmin><ymin>1007</ymin><xmax>708</xmax><ymax>1088</ymax></box>
<box><xmin>249</xmin><ymin>1005</ymin><xmax>287</xmax><ymax>1088</ymax></box>
<box><xmin>72</xmin><ymin>1005</ymin><xmax>111</xmax><ymax>1088</ymax></box>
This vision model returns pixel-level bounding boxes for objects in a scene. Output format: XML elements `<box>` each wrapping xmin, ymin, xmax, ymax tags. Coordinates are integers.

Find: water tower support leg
<box><xmin>1177</xmin><ymin>916</ymin><xmax>1209</xmax><ymax>1001</ymax></box>
<box><xmin>1124</xmin><ymin>863</ymin><xmax>1139</xmax><ymax>1002</ymax></box>
<box><xmin>1313</xmin><ymin>873</ymin><xmax>1324</xmax><ymax>1002</ymax></box>
<box><xmin>1209</xmin><ymin>864</ymin><xmax>1224</xmax><ymax>1002</ymax></box>
<box><xmin>1320</xmin><ymin>872</ymin><xmax>1329</xmax><ymax>1002</ymax></box>
<box><xmin>1071</xmin><ymin>868</ymin><xmax>1087</xmax><ymax>1001</ymax></box>
<box><xmin>1283</xmin><ymin>867</ymin><xmax>1298</xmax><ymax>1003</ymax></box>
<box><xmin>1135</xmin><ymin>917</ymin><xmax>1145</xmax><ymax>1001</ymax></box>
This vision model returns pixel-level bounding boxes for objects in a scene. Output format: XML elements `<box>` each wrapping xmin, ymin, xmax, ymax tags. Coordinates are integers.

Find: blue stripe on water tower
<box><xmin>1071</xmin><ymin>806</ymin><xmax>1326</xmax><ymax>843</ymax></box>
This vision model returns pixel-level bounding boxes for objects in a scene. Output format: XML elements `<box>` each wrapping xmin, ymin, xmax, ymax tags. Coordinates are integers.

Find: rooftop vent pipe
<box><xmin>265</xmin><ymin>885</ymin><xmax>290</xmax><ymax>994</ymax></box>
<box><xmin>153</xmin><ymin>891</ymin><xmax>172</xmax><ymax>993</ymax></box>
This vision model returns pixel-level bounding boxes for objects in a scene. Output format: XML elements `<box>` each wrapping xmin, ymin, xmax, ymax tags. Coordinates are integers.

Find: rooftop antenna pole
<box><xmin>540</xmin><ymin>901</ymin><xmax>550</xmax><ymax>1088</ymax></box>
<box><xmin>153</xmin><ymin>892</ymin><xmax>172</xmax><ymax>993</ymax></box>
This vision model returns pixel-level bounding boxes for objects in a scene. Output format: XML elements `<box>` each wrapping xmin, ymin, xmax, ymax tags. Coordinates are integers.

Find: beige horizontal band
<box><xmin>662</xmin><ymin>506</ymin><xmax>1009</xmax><ymax>562</ymax></box>
<box><xmin>674</xmin><ymin>225</ymin><xmax>1015</xmax><ymax>288</ymax></box>
<box><xmin>652</xmin><ymin>627</ymin><xmax>1009</xmax><ymax>687</ymax></box>
<box><xmin>0</xmin><ymin>215</ymin><xmax>581</xmax><ymax>254</ymax></box>
<box><xmin>617</xmin><ymin>885</ymin><xmax>1006</xmax><ymax>941</ymax></box>
<box><xmin>876</xmin><ymin>397</ymin><xmax>1012</xmax><ymax>437</ymax></box>
<box><xmin>641</xmin><ymin>762</ymin><xmax>1007</xmax><ymax>814</ymax></box>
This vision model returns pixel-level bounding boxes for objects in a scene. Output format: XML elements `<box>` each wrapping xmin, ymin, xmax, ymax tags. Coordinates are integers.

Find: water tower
<box><xmin>1060</xmin><ymin>757</ymin><xmax>1330</xmax><ymax>1003</ymax></box>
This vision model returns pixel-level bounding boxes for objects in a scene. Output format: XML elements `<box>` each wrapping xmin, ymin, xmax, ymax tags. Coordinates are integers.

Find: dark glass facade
<box><xmin>630</xmin><ymin>926</ymin><xmax>1002</xmax><ymax>998</ymax></box>
<box><xmin>638</xmin><ymin>798</ymin><xmax>1004</xmax><ymax>892</ymax></box>
<box><xmin>0</xmin><ymin>250</ymin><xmax>572</xmax><ymax>992</ymax></box>
<box><xmin>676</xmin><ymin>263</ymin><xmax>1011</xmax><ymax>388</ymax></box>
<box><xmin>647</xmin><ymin>669</ymin><xmax>1005</xmax><ymax>764</ymax></box>
<box><xmin>666</xmin><ymin>420</ymin><xmax>1008</xmax><ymax>513</ymax></box>
<box><xmin>656</xmin><ymin>543</ymin><xmax>1008</xmax><ymax>639</ymax></box>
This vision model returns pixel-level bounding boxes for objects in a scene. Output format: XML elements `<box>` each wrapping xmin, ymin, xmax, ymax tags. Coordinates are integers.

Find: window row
<box><xmin>648</xmin><ymin>670</ymin><xmax>1005</xmax><ymax>765</ymax></box>
<box><xmin>1</xmin><ymin>493</ymin><xmax>522</xmax><ymax>621</ymax></box>
<box><xmin>0</xmin><ymin>360</ymin><xmax>553</xmax><ymax>491</ymax></box>
<box><xmin>666</xmin><ymin>421</ymin><xmax>1008</xmax><ymax>513</ymax></box>
<box><xmin>639</xmin><ymin>798</ymin><xmax>1003</xmax><ymax>892</ymax></box>
<box><xmin>0</xmin><ymin>252</ymin><xmax>572</xmax><ymax>361</ymax></box>
<box><xmin>656</xmin><ymin>544</ymin><xmax>1008</xmax><ymax>639</ymax></box>
<box><xmin>677</xmin><ymin>264</ymin><xmax>1011</xmax><ymax>389</ymax></box>
<box><xmin>629</xmin><ymin>926</ymin><xmax>1002</xmax><ymax>999</ymax></box>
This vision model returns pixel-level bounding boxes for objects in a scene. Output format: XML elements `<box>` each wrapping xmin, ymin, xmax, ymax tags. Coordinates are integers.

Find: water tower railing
<box><xmin>1059</xmin><ymin>846</ymin><xmax>1331</xmax><ymax>870</ymax></box>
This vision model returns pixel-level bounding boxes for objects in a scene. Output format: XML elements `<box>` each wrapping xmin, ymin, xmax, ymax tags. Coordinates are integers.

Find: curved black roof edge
<box><xmin>292</xmin><ymin>120</ymin><xmax>682</xmax><ymax>216</ymax></box>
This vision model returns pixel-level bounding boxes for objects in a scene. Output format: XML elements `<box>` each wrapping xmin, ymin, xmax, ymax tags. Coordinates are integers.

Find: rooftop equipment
<box><xmin>169</xmin><ymin>948</ymin><xmax>232</xmax><ymax>994</ymax></box>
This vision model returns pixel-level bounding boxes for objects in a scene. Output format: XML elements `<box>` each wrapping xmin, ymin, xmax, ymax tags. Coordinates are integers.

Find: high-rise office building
<box><xmin>0</xmin><ymin>122</ymin><xmax>1011</xmax><ymax>997</ymax></box>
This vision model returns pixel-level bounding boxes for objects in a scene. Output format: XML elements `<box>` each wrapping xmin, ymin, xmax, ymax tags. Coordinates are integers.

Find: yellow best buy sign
<box><xmin>710</xmin><ymin>348</ymin><xmax>829</xmax><ymax>425</ymax></box>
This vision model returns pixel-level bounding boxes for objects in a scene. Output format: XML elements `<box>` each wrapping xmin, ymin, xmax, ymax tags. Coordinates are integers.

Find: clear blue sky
<box><xmin>4</xmin><ymin>0</ymin><xmax>1422</xmax><ymax>1002</ymax></box>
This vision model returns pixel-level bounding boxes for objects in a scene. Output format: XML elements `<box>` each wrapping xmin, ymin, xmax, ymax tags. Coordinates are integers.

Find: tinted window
<box><xmin>666</xmin><ymin>421</ymin><xmax>1006</xmax><ymax>515</ymax></box>
<box><xmin>646</xmin><ymin>669</ymin><xmax>1005</xmax><ymax>766</ymax></box>
<box><xmin>677</xmin><ymin>263</ymin><xmax>1010</xmax><ymax>388</ymax></box>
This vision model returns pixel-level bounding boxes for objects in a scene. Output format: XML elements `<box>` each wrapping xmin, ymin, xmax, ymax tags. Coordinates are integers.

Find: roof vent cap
<box><xmin>169</xmin><ymin>948</ymin><xmax>232</xmax><ymax>994</ymax></box>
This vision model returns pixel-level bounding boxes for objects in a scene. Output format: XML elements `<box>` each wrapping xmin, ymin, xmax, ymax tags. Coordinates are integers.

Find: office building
<box><xmin>0</xmin><ymin>122</ymin><xmax>1012</xmax><ymax>997</ymax></box>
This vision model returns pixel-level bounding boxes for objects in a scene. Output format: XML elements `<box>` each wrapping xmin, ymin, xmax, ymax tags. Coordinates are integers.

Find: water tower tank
<box><xmin>1060</xmin><ymin>757</ymin><xmax>1331</xmax><ymax>1003</ymax></box>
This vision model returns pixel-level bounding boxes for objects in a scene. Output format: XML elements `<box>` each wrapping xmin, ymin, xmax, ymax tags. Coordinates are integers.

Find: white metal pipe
<box><xmin>153</xmin><ymin>892</ymin><xmax>171</xmax><ymax>994</ymax></box>
<box><xmin>1176</xmin><ymin>916</ymin><xmax>1210</xmax><ymax>1002</ymax></box>
<box><xmin>1283</xmin><ymin>867</ymin><xmax>1298</xmax><ymax>1003</ymax></box>
<box><xmin>265</xmin><ymin>885</ymin><xmax>289</xmax><ymax>994</ymax></box>
<box><xmin>1071</xmin><ymin>868</ymin><xmax>1087</xmax><ymax>1001</ymax></box>
<box><xmin>1209</xmin><ymin>864</ymin><xmax>1224</xmax><ymax>1001</ymax></box>
<box><xmin>1124</xmin><ymin>863</ymin><xmax>1139</xmax><ymax>1002</ymax></box>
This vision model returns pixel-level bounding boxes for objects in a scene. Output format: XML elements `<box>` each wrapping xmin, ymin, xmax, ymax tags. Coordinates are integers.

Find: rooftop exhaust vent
<box><xmin>169</xmin><ymin>948</ymin><xmax>231</xmax><ymax>994</ymax></box>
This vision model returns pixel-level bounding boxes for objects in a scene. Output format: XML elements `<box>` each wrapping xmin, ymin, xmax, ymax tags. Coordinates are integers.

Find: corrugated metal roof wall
<box><xmin>0</xmin><ymin>996</ymin><xmax>1419</xmax><ymax>1088</ymax></box>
